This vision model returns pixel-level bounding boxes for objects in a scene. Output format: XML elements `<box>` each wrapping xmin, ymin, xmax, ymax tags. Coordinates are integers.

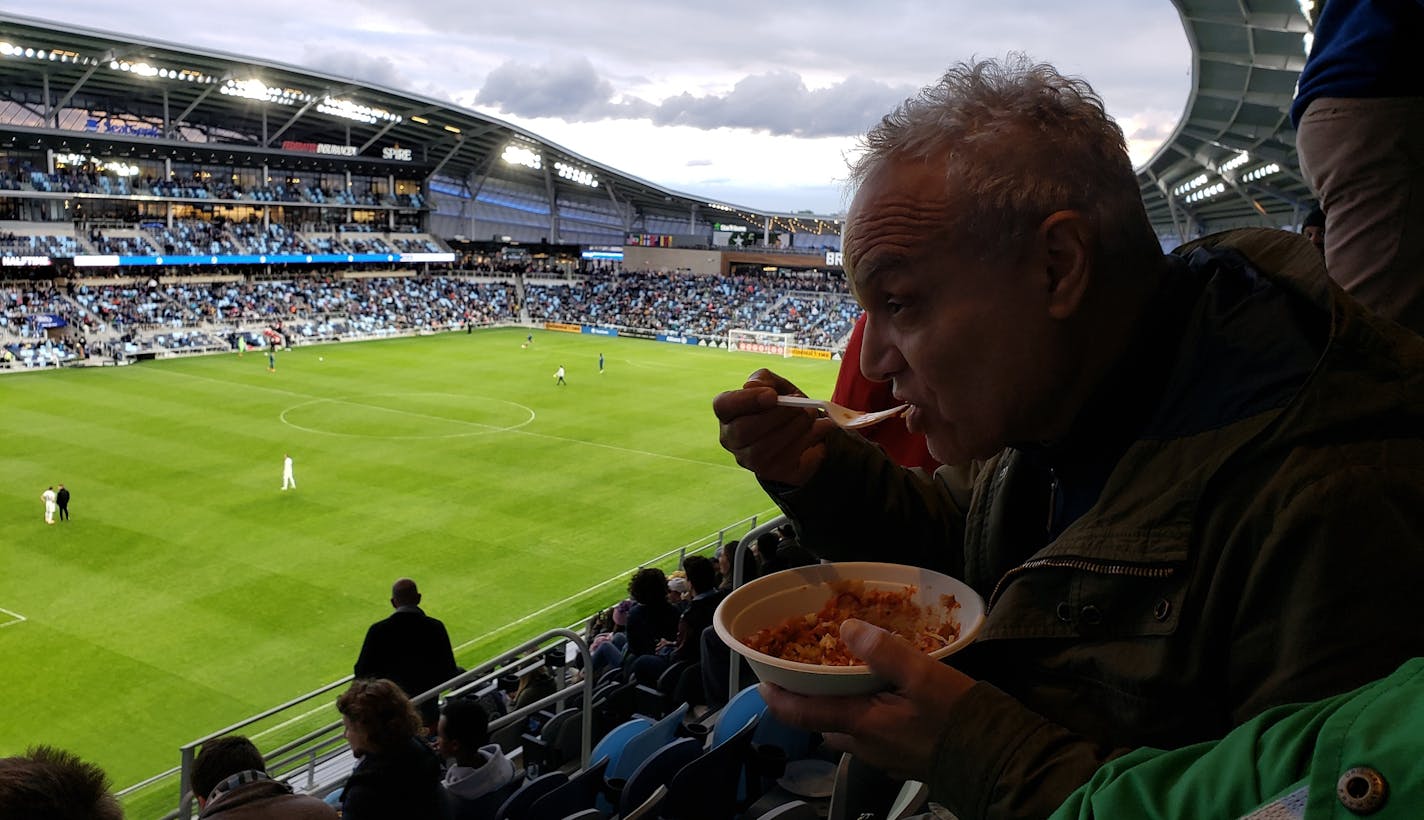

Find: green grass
<box><xmin>0</xmin><ymin>327</ymin><xmax>837</xmax><ymax>816</ymax></box>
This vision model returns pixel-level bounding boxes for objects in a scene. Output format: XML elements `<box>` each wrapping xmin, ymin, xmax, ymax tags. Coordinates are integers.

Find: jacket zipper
<box><xmin>986</xmin><ymin>557</ymin><xmax>1176</xmax><ymax>614</ymax></box>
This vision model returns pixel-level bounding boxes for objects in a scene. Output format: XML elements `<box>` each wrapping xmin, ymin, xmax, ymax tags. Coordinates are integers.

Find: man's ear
<box><xmin>1039</xmin><ymin>210</ymin><xmax>1092</xmax><ymax>320</ymax></box>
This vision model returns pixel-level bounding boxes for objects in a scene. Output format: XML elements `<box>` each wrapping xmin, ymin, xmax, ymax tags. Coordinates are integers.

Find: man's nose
<box><xmin>860</xmin><ymin>315</ymin><xmax>902</xmax><ymax>382</ymax></box>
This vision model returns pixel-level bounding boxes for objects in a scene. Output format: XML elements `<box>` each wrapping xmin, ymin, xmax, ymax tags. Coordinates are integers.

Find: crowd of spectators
<box><xmin>1</xmin><ymin>266</ymin><xmax>854</xmax><ymax>371</ymax></box>
<box><xmin>524</xmin><ymin>269</ymin><xmax>856</xmax><ymax>345</ymax></box>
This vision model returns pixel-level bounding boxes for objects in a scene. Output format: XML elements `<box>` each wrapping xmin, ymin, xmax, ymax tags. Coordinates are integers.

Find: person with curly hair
<box><xmin>336</xmin><ymin>678</ymin><xmax>448</xmax><ymax>820</ymax></box>
<box><xmin>623</xmin><ymin>567</ymin><xmax>679</xmax><ymax>666</ymax></box>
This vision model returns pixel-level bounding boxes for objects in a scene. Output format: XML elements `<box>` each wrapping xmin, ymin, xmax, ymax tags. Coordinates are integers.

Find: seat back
<box><xmin>709</xmin><ymin>685</ymin><xmax>766</xmax><ymax>747</ymax></box>
<box><xmin>827</xmin><ymin>753</ymin><xmax>906</xmax><ymax>820</ymax></box>
<box><xmin>664</xmin><ymin>715</ymin><xmax>759</xmax><ymax>820</ymax></box>
<box><xmin>493</xmin><ymin>771</ymin><xmax>567</xmax><ymax>820</ymax></box>
<box><xmin>622</xmin><ymin>783</ymin><xmax>669</xmax><ymax>820</ymax></box>
<box><xmin>711</xmin><ymin>685</ymin><xmax>814</xmax><ymax>761</ymax></box>
<box><xmin>588</xmin><ymin>716</ymin><xmax>653</xmax><ymax>777</ymax></box>
<box><xmin>526</xmin><ymin>756</ymin><xmax>610</xmax><ymax>820</ymax></box>
<box><xmin>607</xmin><ymin>701</ymin><xmax>689</xmax><ymax>782</ymax></box>
<box><xmin>618</xmin><ymin>738</ymin><xmax>702</xmax><ymax>817</ymax></box>
<box><xmin>753</xmin><ymin>800</ymin><xmax>818</xmax><ymax>820</ymax></box>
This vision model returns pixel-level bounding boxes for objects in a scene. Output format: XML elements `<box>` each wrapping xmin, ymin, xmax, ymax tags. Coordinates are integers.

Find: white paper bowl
<box><xmin>713</xmin><ymin>561</ymin><xmax>985</xmax><ymax>696</ymax></box>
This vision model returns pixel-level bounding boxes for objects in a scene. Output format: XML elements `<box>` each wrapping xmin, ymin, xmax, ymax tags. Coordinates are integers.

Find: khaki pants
<box><xmin>1297</xmin><ymin>96</ymin><xmax>1424</xmax><ymax>335</ymax></box>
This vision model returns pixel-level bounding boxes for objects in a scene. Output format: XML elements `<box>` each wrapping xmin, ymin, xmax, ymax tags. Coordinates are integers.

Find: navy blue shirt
<box><xmin>1291</xmin><ymin>0</ymin><xmax>1424</xmax><ymax>126</ymax></box>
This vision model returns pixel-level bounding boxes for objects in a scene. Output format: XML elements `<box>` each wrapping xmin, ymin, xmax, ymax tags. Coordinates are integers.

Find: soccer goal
<box><xmin>727</xmin><ymin>329</ymin><xmax>793</xmax><ymax>357</ymax></box>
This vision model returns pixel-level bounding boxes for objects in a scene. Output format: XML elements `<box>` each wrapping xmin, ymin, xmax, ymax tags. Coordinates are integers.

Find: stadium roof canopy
<box><xmin>1142</xmin><ymin>0</ymin><xmax>1316</xmax><ymax>242</ymax></box>
<box><xmin>0</xmin><ymin>6</ymin><xmax>1313</xmax><ymax>242</ymax></box>
<box><xmin>0</xmin><ymin>13</ymin><xmax>840</xmax><ymax>238</ymax></box>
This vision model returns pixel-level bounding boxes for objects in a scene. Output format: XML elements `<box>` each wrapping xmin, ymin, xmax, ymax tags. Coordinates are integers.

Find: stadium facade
<box><xmin>0</xmin><ymin>1</ymin><xmax>1315</xmax><ymax>281</ymax></box>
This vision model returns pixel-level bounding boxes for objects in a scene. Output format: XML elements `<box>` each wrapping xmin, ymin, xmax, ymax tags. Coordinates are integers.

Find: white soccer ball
<box><xmin>319</xmin><ymin>356</ymin><xmax>324</xmax><ymax>361</ymax></box>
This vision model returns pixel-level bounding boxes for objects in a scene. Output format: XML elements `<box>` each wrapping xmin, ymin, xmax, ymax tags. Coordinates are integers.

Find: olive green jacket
<box><xmin>1048</xmin><ymin>657</ymin><xmax>1424</xmax><ymax>819</ymax></box>
<box><xmin>768</xmin><ymin>229</ymin><xmax>1424</xmax><ymax>819</ymax></box>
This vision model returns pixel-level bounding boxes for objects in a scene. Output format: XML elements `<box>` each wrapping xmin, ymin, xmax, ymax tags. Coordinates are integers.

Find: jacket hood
<box><xmin>444</xmin><ymin>744</ymin><xmax>517</xmax><ymax>799</ymax></box>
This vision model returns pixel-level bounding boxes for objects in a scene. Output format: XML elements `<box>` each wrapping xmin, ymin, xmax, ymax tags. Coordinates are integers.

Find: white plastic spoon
<box><xmin>775</xmin><ymin>395</ymin><xmax>910</xmax><ymax>430</ymax></box>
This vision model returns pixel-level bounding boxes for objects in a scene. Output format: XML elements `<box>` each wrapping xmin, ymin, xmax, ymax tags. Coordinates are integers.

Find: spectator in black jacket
<box><xmin>622</xmin><ymin>567</ymin><xmax>680</xmax><ymax>684</ymax></box>
<box><xmin>631</xmin><ymin>555</ymin><xmax>725</xmax><ymax>686</ymax></box>
<box><xmin>354</xmin><ymin>578</ymin><xmax>461</xmax><ymax>729</ymax></box>
<box><xmin>337</xmin><ymin>678</ymin><xmax>450</xmax><ymax>820</ymax></box>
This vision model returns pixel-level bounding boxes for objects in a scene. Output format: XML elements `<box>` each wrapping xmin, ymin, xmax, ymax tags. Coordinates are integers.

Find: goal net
<box><xmin>727</xmin><ymin>329</ymin><xmax>793</xmax><ymax>357</ymax></box>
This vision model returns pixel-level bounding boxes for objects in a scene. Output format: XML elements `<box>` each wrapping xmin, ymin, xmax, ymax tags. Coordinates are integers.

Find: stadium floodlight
<box><xmin>1171</xmin><ymin>173</ymin><xmax>1210</xmax><ymax>197</ymax></box>
<box><xmin>1183</xmin><ymin>182</ymin><xmax>1226</xmax><ymax>204</ymax></box>
<box><xmin>222</xmin><ymin>78</ymin><xmax>312</xmax><ymax>104</ymax></box>
<box><xmin>1</xmin><ymin>43</ymin><xmax>81</xmax><ymax>65</ymax></box>
<box><xmin>502</xmin><ymin>144</ymin><xmax>542</xmax><ymax>170</ymax></box>
<box><xmin>410</xmin><ymin>115</ymin><xmax>429</xmax><ymax>124</ymax></box>
<box><xmin>554</xmin><ymin>161</ymin><xmax>599</xmax><ymax>188</ymax></box>
<box><xmin>1241</xmin><ymin>163</ymin><xmax>1282</xmax><ymax>183</ymax></box>
<box><xmin>1220</xmin><ymin>151</ymin><xmax>1251</xmax><ymax>172</ymax></box>
<box><xmin>443</xmin><ymin>124</ymin><xmax>461</xmax><ymax>134</ymax></box>
<box><xmin>317</xmin><ymin>96</ymin><xmax>402</xmax><ymax>125</ymax></box>
<box><xmin>102</xmin><ymin>55</ymin><xmax>216</xmax><ymax>83</ymax></box>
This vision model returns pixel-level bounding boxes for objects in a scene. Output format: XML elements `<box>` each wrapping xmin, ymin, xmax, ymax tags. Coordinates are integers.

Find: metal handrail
<box><xmin>729</xmin><ymin>514</ymin><xmax>789</xmax><ymax>695</ymax></box>
<box><xmin>136</xmin><ymin>514</ymin><xmax>769</xmax><ymax>817</ymax></box>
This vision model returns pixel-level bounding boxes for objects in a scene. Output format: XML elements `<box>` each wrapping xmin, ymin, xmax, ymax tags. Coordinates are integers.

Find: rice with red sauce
<box><xmin>742</xmin><ymin>580</ymin><xmax>961</xmax><ymax>665</ymax></box>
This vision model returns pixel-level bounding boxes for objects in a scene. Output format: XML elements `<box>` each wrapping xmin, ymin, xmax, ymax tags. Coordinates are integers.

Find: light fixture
<box><xmin>502</xmin><ymin>144</ymin><xmax>542</xmax><ymax>170</ymax></box>
<box><xmin>317</xmin><ymin>96</ymin><xmax>402</xmax><ymax>124</ymax></box>
<box><xmin>1220</xmin><ymin>151</ymin><xmax>1251</xmax><ymax>172</ymax></box>
<box><xmin>554</xmin><ymin>160</ymin><xmax>599</xmax><ymax>188</ymax></box>
<box><xmin>1172</xmin><ymin>173</ymin><xmax>1210</xmax><ymax>197</ymax></box>
<box><xmin>1241</xmin><ymin>163</ymin><xmax>1282</xmax><ymax>183</ymax></box>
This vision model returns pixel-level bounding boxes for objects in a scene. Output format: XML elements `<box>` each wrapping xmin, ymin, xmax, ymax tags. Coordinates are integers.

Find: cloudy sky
<box><xmin>8</xmin><ymin>1</ymin><xmax>1191</xmax><ymax>214</ymax></box>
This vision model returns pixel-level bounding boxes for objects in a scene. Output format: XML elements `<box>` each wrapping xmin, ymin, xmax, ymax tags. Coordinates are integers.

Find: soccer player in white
<box><xmin>282</xmin><ymin>454</ymin><xmax>296</xmax><ymax>490</ymax></box>
<box><xmin>41</xmin><ymin>486</ymin><xmax>56</xmax><ymax>524</ymax></box>
<box><xmin>554</xmin><ymin>365</ymin><xmax>567</xmax><ymax>385</ymax></box>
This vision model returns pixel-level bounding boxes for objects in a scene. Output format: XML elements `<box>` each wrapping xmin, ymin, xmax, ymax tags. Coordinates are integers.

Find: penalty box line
<box><xmin>0</xmin><ymin>607</ymin><xmax>27</xmax><ymax>628</ymax></box>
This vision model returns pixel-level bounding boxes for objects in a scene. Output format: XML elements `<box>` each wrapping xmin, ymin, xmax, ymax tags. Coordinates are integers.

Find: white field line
<box><xmin>0</xmin><ymin>607</ymin><xmax>26</xmax><ymax>628</ymax></box>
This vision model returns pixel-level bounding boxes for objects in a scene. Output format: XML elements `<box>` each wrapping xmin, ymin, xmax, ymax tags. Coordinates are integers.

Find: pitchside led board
<box><xmin>72</xmin><ymin>252</ymin><xmax>455</xmax><ymax>267</ymax></box>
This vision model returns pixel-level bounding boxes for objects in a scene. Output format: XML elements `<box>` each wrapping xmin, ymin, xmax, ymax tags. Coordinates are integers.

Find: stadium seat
<box><xmin>521</xmin><ymin>706</ymin><xmax>582</xmax><ymax>773</ymax></box>
<box><xmin>605</xmin><ymin>701</ymin><xmax>689</xmax><ymax>784</ymax></box>
<box><xmin>622</xmin><ymin>783</ymin><xmax>669</xmax><ymax>820</ymax></box>
<box><xmin>662</xmin><ymin>714</ymin><xmax>760</xmax><ymax>820</ymax></box>
<box><xmin>494</xmin><ymin>771</ymin><xmax>567</xmax><ymax>820</ymax></box>
<box><xmin>754</xmin><ymin>800</ymin><xmax>817</xmax><ymax>820</ymax></box>
<box><xmin>826</xmin><ymin>752</ymin><xmax>928</xmax><ymax>820</ymax></box>
<box><xmin>588</xmin><ymin>716</ymin><xmax>653</xmax><ymax>779</ymax></box>
<box><xmin>526</xmin><ymin>755</ymin><xmax>609</xmax><ymax>820</ymax></box>
<box><xmin>712</xmin><ymin>684</ymin><xmax>814</xmax><ymax>760</ymax></box>
<box><xmin>618</xmin><ymin>738</ymin><xmax>702</xmax><ymax>817</ymax></box>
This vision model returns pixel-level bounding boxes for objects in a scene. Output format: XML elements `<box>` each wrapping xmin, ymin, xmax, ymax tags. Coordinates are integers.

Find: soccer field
<box><xmin>0</xmin><ymin>327</ymin><xmax>838</xmax><ymax>808</ymax></box>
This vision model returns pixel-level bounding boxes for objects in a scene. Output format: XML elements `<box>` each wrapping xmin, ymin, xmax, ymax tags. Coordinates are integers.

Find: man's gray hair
<box><xmin>850</xmin><ymin>55</ymin><xmax>1159</xmax><ymax>268</ymax></box>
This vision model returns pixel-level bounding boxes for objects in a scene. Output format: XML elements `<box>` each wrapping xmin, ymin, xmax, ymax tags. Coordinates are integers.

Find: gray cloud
<box><xmin>477</xmin><ymin>59</ymin><xmax>913</xmax><ymax>138</ymax></box>
<box><xmin>685</xmin><ymin>159</ymin><xmax>714</xmax><ymax>167</ymax></box>
<box><xmin>651</xmin><ymin>72</ymin><xmax>913</xmax><ymax>137</ymax></box>
<box><xmin>301</xmin><ymin>49</ymin><xmax>414</xmax><ymax>91</ymax></box>
<box><xmin>476</xmin><ymin>57</ymin><xmax>653</xmax><ymax>120</ymax></box>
